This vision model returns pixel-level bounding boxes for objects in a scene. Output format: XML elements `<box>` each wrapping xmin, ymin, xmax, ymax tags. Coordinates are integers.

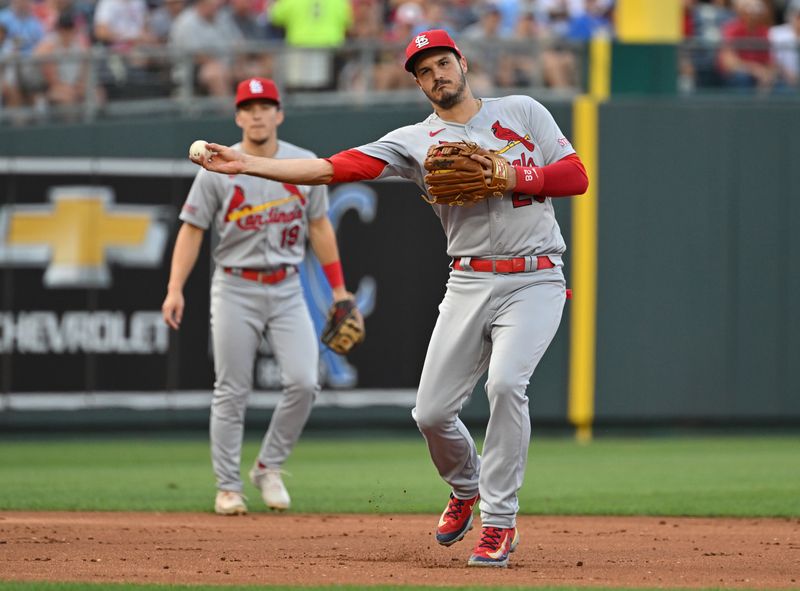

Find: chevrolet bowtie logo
<box><xmin>0</xmin><ymin>186</ymin><xmax>170</xmax><ymax>288</ymax></box>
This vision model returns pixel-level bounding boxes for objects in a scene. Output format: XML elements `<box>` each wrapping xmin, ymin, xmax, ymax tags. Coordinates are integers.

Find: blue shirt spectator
<box><xmin>565</xmin><ymin>0</ymin><xmax>611</xmax><ymax>41</ymax></box>
<box><xmin>0</xmin><ymin>0</ymin><xmax>44</xmax><ymax>54</ymax></box>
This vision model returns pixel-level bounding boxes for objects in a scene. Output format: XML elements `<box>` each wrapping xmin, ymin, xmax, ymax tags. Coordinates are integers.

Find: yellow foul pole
<box><xmin>567</xmin><ymin>0</ymin><xmax>681</xmax><ymax>441</ymax></box>
<box><xmin>568</xmin><ymin>35</ymin><xmax>609</xmax><ymax>443</ymax></box>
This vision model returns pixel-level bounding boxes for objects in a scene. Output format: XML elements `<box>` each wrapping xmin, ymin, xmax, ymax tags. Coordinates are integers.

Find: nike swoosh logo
<box><xmin>429</xmin><ymin>128</ymin><xmax>446</xmax><ymax>137</ymax></box>
<box><xmin>487</xmin><ymin>536</ymin><xmax>509</xmax><ymax>559</ymax></box>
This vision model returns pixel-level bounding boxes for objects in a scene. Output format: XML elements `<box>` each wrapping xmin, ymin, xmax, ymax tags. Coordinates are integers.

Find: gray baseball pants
<box><xmin>412</xmin><ymin>266</ymin><xmax>566</xmax><ymax>528</ymax></box>
<box><xmin>209</xmin><ymin>269</ymin><xmax>319</xmax><ymax>492</ymax></box>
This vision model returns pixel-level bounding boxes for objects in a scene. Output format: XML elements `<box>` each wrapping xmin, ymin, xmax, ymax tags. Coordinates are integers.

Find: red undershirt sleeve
<box><xmin>325</xmin><ymin>149</ymin><xmax>388</xmax><ymax>183</ymax></box>
<box><xmin>513</xmin><ymin>153</ymin><xmax>589</xmax><ymax>197</ymax></box>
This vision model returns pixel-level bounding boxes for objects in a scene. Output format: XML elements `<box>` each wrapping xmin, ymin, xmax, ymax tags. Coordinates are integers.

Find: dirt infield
<box><xmin>1</xmin><ymin>512</ymin><xmax>798</xmax><ymax>588</ymax></box>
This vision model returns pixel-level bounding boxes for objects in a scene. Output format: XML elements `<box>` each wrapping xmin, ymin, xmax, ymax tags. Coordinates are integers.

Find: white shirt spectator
<box><xmin>169</xmin><ymin>3</ymin><xmax>242</xmax><ymax>57</ymax></box>
<box><xmin>93</xmin><ymin>0</ymin><xmax>149</xmax><ymax>46</ymax></box>
<box><xmin>768</xmin><ymin>2</ymin><xmax>800</xmax><ymax>86</ymax></box>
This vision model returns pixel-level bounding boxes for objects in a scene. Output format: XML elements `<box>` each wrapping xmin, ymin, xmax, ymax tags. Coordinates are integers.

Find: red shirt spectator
<box><xmin>718</xmin><ymin>0</ymin><xmax>776</xmax><ymax>90</ymax></box>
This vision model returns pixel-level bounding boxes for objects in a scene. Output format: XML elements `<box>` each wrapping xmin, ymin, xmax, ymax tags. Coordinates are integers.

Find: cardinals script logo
<box><xmin>219</xmin><ymin>184</ymin><xmax>306</xmax><ymax>230</ymax></box>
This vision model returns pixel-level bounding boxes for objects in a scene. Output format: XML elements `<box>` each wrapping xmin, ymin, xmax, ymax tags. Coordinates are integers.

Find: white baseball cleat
<box><xmin>249</xmin><ymin>466</ymin><xmax>291</xmax><ymax>511</ymax></box>
<box><xmin>214</xmin><ymin>490</ymin><xmax>247</xmax><ymax>515</ymax></box>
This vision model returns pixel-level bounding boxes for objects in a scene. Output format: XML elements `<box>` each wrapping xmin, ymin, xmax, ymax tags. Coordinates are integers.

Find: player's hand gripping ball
<box><xmin>423</xmin><ymin>141</ymin><xmax>511</xmax><ymax>206</ymax></box>
<box><xmin>189</xmin><ymin>140</ymin><xmax>210</xmax><ymax>160</ymax></box>
<box><xmin>321</xmin><ymin>298</ymin><xmax>365</xmax><ymax>355</ymax></box>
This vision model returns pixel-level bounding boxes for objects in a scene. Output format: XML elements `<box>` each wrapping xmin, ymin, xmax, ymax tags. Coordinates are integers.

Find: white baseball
<box><xmin>189</xmin><ymin>140</ymin><xmax>210</xmax><ymax>160</ymax></box>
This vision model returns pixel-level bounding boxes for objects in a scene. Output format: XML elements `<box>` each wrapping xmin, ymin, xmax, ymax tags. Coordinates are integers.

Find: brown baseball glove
<box><xmin>423</xmin><ymin>141</ymin><xmax>511</xmax><ymax>206</ymax></box>
<box><xmin>321</xmin><ymin>298</ymin><xmax>365</xmax><ymax>355</ymax></box>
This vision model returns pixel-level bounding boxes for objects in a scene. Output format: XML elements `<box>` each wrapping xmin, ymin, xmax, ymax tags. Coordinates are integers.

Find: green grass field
<box><xmin>1</xmin><ymin>434</ymin><xmax>798</xmax><ymax>517</ymax></box>
<box><xmin>2</xmin><ymin>434</ymin><xmax>799</xmax><ymax>591</ymax></box>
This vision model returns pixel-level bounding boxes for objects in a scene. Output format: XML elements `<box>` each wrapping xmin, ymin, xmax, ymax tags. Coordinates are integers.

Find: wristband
<box><xmin>322</xmin><ymin>261</ymin><xmax>345</xmax><ymax>290</ymax></box>
<box><xmin>513</xmin><ymin>165</ymin><xmax>544</xmax><ymax>196</ymax></box>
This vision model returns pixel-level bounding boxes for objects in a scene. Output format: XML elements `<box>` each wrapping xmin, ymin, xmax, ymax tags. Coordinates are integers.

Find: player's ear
<box><xmin>275</xmin><ymin>109</ymin><xmax>285</xmax><ymax>127</ymax></box>
<box><xmin>460</xmin><ymin>56</ymin><xmax>469</xmax><ymax>74</ymax></box>
<box><xmin>234</xmin><ymin>110</ymin><xmax>245</xmax><ymax>130</ymax></box>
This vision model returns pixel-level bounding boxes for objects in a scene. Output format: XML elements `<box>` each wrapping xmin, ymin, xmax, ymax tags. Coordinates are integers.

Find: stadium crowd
<box><xmin>0</xmin><ymin>0</ymin><xmax>797</xmax><ymax>123</ymax></box>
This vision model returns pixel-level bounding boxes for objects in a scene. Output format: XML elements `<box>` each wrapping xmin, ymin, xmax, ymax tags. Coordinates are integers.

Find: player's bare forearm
<box><xmin>167</xmin><ymin>223</ymin><xmax>204</xmax><ymax>291</ymax></box>
<box><xmin>162</xmin><ymin>223</ymin><xmax>204</xmax><ymax>329</ymax></box>
<box><xmin>308</xmin><ymin>216</ymin><xmax>341</xmax><ymax>266</ymax></box>
<box><xmin>507</xmin><ymin>165</ymin><xmax>517</xmax><ymax>192</ymax></box>
<box><xmin>197</xmin><ymin>143</ymin><xmax>335</xmax><ymax>185</ymax></box>
<box><xmin>308</xmin><ymin>216</ymin><xmax>349</xmax><ymax>302</ymax></box>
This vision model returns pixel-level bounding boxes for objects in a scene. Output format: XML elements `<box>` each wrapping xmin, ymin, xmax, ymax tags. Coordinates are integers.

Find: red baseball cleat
<box><xmin>435</xmin><ymin>492</ymin><xmax>479</xmax><ymax>546</ymax></box>
<box><xmin>467</xmin><ymin>526</ymin><xmax>519</xmax><ymax>567</ymax></box>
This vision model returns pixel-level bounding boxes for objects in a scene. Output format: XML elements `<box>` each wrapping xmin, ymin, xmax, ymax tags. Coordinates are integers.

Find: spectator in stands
<box><xmin>226</xmin><ymin>0</ymin><xmax>268</xmax><ymax>40</ymax></box>
<box><xmin>538</xmin><ymin>0</ymin><xmax>613</xmax><ymax>36</ymax></box>
<box><xmin>484</xmin><ymin>0</ymin><xmax>541</xmax><ymax>36</ymax></box>
<box><xmin>348</xmin><ymin>0</ymin><xmax>383</xmax><ymax>41</ymax></box>
<box><xmin>93</xmin><ymin>0</ymin><xmax>160</xmax><ymax>94</ymax></box>
<box><xmin>169</xmin><ymin>0</ymin><xmax>245</xmax><ymax>97</ymax></box>
<box><xmin>34</xmin><ymin>0</ymin><xmax>93</xmax><ymax>35</ymax></box>
<box><xmin>447</xmin><ymin>0</ymin><xmax>480</xmax><ymax>31</ymax></box>
<box><xmin>418</xmin><ymin>2</ymin><xmax>457</xmax><ymax>34</ymax></box>
<box><xmin>336</xmin><ymin>0</ymin><xmax>383</xmax><ymax>92</ymax></box>
<box><xmin>541</xmin><ymin>0</ymin><xmax>571</xmax><ymax>39</ymax></box>
<box><xmin>385</xmin><ymin>1</ymin><xmax>424</xmax><ymax>41</ymax></box>
<box><xmin>462</xmin><ymin>1</ymin><xmax>503</xmax><ymax>40</ymax></box>
<box><xmin>685</xmin><ymin>0</ymin><xmax>735</xmax><ymax>88</ymax></box>
<box><xmin>0</xmin><ymin>0</ymin><xmax>45</xmax><ymax>55</ymax></box>
<box><xmin>540</xmin><ymin>0</ymin><xmax>614</xmax><ymax>19</ymax></box>
<box><xmin>564</xmin><ymin>0</ymin><xmax>613</xmax><ymax>41</ymax></box>
<box><xmin>718</xmin><ymin>0</ymin><xmax>777</xmax><ymax>91</ymax></box>
<box><xmin>93</xmin><ymin>0</ymin><xmax>153</xmax><ymax>51</ymax></box>
<box><xmin>268</xmin><ymin>0</ymin><xmax>352</xmax><ymax>90</ymax></box>
<box><xmin>461</xmin><ymin>1</ymin><xmax>514</xmax><ymax>88</ymax></box>
<box><xmin>0</xmin><ymin>0</ymin><xmax>46</xmax><ymax>108</ymax></box>
<box><xmin>33</xmin><ymin>10</ymin><xmax>103</xmax><ymax>117</ymax></box>
<box><xmin>693</xmin><ymin>0</ymin><xmax>736</xmax><ymax>39</ymax></box>
<box><xmin>514</xmin><ymin>7</ymin><xmax>577</xmax><ymax>89</ymax></box>
<box><xmin>31</xmin><ymin>0</ymin><xmax>61</xmax><ymax>33</ymax></box>
<box><xmin>768</xmin><ymin>0</ymin><xmax>800</xmax><ymax>87</ymax></box>
<box><xmin>150</xmin><ymin>0</ymin><xmax>186</xmax><ymax>44</ymax></box>
<box><xmin>225</xmin><ymin>0</ymin><xmax>273</xmax><ymax>80</ymax></box>
<box><xmin>1</xmin><ymin>20</ymin><xmax>26</xmax><ymax>109</ymax></box>
<box><xmin>373</xmin><ymin>1</ymin><xmax>423</xmax><ymax>91</ymax></box>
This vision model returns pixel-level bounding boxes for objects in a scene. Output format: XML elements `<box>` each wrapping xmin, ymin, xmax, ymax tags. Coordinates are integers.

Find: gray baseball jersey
<box><xmin>356</xmin><ymin>95</ymin><xmax>574</xmax><ymax>258</ymax></box>
<box><xmin>181</xmin><ymin>139</ymin><xmax>328</xmax><ymax>494</ymax></box>
<box><xmin>356</xmin><ymin>95</ymin><xmax>575</xmax><ymax>529</ymax></box>
<box><xmin>181</xmin><ymin>141</ymin><xmax>328</xmax><ymax>268</ymax></box>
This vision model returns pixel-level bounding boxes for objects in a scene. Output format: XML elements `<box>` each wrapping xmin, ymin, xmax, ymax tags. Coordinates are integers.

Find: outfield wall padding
<box><xmin>1</xmin><ymin>99</ymin><xmax>798</xmax><ymax>428</ymax></box>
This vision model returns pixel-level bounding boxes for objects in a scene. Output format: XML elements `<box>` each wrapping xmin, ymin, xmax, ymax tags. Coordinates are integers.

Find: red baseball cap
<box><xmin>404</xmin><ymin>29</ymin><xmax>462</xmax><ymax>73</ymax></box>
<box><xmin>235</xmin><ymin>77</ymin><xmax>280</xmax><ymax>108</ymax></box>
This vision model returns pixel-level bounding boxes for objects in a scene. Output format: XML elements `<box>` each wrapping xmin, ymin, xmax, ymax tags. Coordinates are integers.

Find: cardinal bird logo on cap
<box><xmin>491</xmin><ymin>120</ymin><xmax>535</xmax><ymax>153</ymax></box>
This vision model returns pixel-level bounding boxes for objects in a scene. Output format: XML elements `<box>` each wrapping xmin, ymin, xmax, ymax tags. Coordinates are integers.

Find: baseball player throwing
<box><xmin>189</xmin><ymin>31</ymin><xmax>588</xmax><ymax>565</ymax></box>
<box><xmin>162</xmin><ymin>78</ymin><xmax>355</xmax><ymax>515</ymax></box>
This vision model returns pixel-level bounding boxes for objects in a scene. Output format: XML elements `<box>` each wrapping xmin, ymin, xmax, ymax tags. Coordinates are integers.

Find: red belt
<box><xmin>452</xmin><ymin>256</ymin><xmax>555</xmax><ymax>273</ymax></box>
<box><xmin>223</xmin><ymin>266</ymin><xmax>294</xmax><ymax>284</ymax></box>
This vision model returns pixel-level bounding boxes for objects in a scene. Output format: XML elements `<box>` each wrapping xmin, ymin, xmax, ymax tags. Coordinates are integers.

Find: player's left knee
<box><xmin>413</xmin><ymin>406</ymin><xmax>455</xmax><ymax>432</ymax></box>
<box><xmin>283</xmin><ymin>375</ymin><xmax>319</xmax><ymax>398</ymax></box>
<box><xmin>485</xmin><ymin>376</ymin><xmax>528</xmax><ymax>400</ymax></box>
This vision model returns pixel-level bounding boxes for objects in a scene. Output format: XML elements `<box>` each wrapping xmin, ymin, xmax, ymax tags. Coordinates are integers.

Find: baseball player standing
<box><xmin>162</xmin><ymin>78</ymin><xmax>354</xmax><ymax>515</ymax></box>
<box><xmin>190</xmin><ymin>31</ymin><xmax>588</xmax><ymax>566</ymax></box>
